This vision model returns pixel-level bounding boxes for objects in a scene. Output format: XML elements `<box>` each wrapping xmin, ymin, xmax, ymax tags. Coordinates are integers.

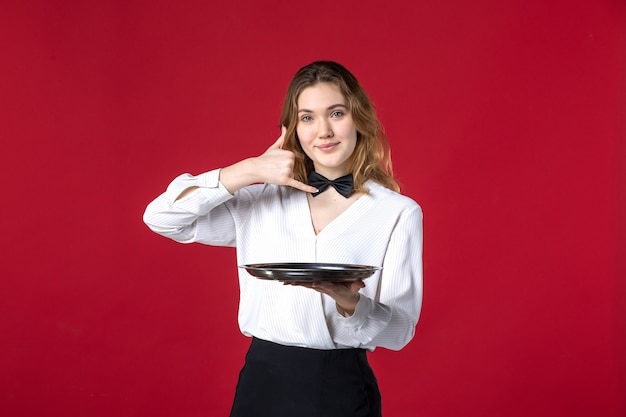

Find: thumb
<box><xmin>271</xmin><ymin>125</ymin><xmax>287</xmax><ymax>149</ymax></box>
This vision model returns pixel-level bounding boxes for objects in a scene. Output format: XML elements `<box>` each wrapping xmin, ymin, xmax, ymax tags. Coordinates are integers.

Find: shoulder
<box><xmin>365</xmin><ymin>181</ymin><xmax>422</xmax><ymax>213</ymax></box>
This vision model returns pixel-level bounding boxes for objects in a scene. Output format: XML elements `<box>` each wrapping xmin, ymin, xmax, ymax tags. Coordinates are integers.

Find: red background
<box><xmin>1</xmin><ymin>1</ymin><xmax>624</xmax><ymax>416</ymax></box>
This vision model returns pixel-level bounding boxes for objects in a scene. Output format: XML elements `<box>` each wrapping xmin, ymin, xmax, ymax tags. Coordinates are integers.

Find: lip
<box><xmin>315</xmin><ymin>142</ymin><xmax>339</xmax><ymax>152</ymax></box>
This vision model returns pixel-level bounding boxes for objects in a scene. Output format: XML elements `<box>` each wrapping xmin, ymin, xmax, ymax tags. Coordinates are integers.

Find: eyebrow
<box><xmin>298</xmin><ymin>104</ymin><xmax>348</xmax><ymax>113</ymax></box>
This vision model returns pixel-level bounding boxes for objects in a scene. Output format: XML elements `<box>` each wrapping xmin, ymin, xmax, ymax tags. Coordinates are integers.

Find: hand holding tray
<box><xmin>240</xmin><ymin>263</ymin><xmax>381</xmax><ymax>282</ymax></box>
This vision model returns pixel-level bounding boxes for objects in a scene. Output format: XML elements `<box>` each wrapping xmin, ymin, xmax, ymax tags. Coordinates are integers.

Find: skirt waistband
<box><xmin>250</xmin><ymin>337</ymin><xmax>366</xmax><ymax>356</ymax></box>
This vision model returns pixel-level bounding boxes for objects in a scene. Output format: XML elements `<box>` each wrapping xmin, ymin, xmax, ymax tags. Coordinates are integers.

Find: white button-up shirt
<box><xmin>144</xmin><ymin>169</ymin><xmax>423</xmax><ymax>351</ymax></box>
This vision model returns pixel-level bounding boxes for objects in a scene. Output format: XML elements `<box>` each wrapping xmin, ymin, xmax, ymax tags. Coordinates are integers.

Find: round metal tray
<box><xmin>240</xmin><ymin>262</ymin><xmax>381</xmax><ymax>282</ymax></box>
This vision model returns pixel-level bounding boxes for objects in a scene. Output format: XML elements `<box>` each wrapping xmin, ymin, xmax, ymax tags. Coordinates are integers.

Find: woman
<box><xmin>143</xmin><ymin>61</ymin><xmax>423</xmax><ymax>417</ymax></box>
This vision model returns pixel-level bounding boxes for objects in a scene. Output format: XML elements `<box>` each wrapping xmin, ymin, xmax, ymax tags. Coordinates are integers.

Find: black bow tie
<box><xmin>307</xmin><ymin>172</ymin><xmax>354</xmax><ymax>198</ymax></box>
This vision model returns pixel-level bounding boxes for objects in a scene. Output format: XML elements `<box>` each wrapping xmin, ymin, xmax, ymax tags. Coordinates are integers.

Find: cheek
<box><xmin>296</xmin><ymin>125</ymin><xmax>314</xmax><ymax>144</ymax></box>
<box><xmin>340</xmin><ymin>119</ymin><xmax>358</xmax><ymax>139</ymax></box>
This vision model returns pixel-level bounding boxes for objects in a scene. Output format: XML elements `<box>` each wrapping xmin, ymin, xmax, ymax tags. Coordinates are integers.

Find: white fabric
<box><xmin>143</xmin><ymin>169</ymin><xmax>423</xmax><ymax>351</ymax></box>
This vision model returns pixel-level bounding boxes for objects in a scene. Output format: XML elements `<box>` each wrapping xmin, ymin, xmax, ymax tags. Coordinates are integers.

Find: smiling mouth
<box><xmin>316</xmin><ymin>142</ymin><xmax>339</xmax><ymax>151</ymax></box>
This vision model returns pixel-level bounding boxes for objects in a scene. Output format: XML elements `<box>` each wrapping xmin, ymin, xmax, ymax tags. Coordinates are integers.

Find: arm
<box><xmin>219</xmin><ymin>126</ymin><xmax>316</xmax><ymax>195</ymax></box>
<box><xmin>322</xmin><ymin>205</ymin><xmax>423</xmax><ymax>350</ymax></box>
<box><xmin>143</xmin><ymin>127</ymin><xmax>317</xmax><ymax>244</ymax></box>
<box><xmin>142</xmin><ymin>169</ymin><xmax>238</xmax><ymax>244</ymax></box>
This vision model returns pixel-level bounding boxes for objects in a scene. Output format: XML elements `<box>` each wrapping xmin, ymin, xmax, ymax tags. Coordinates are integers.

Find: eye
<box><xmin>300</xmin><ymin>115</ymin><xmax>313</xmax><ymax>122</ymax></box>
<box><xmin>330</xmin><ymin>110</ymin><xmax>344</xmax><ymax>118</ymax></box>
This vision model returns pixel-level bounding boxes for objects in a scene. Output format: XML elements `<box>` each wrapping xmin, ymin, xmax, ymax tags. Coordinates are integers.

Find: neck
<box><xmin>313</xmin><ymin>169</ymin><xmax>350</xmax><ymax>180</ymax></box>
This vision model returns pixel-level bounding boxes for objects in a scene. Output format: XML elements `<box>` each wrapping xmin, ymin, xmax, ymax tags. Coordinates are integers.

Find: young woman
<box><xmin>143</xmin><ymin>61</ymin><xmax>423</xmax><ymax>417</ymax></box>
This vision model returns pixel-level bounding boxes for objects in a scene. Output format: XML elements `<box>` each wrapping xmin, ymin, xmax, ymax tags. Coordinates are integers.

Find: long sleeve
<box><xmin>323</xmin><ymin>199</ymin><xmax>423</xmax><ymax>351</ymax></box>
<box><xmin>143</xmin><ymin>169</ymin><xmax>239</xmax><ymax>245</ymax></box>
<box><xmin>144</xmin><ymin>174</ymin><xmax>423</xmax><ymax>351</ymax></box>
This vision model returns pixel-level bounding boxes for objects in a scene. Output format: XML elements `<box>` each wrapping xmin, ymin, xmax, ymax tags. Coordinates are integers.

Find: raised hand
<box><xmin>219</xmin><ymin>126</ymin><xmax>318</xmax><ymax>194</ymax></box>
<box><xmin>255</xmin><ymin>126</ymin><xmax>317</xmax><ymax>193</ymax></box>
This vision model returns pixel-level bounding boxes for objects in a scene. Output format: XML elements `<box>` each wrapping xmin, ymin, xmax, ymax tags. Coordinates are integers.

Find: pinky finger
<box><xmin>287</xmin><ymin>179</ymin><xmax>318</xmax><ymax>194</ymax></box>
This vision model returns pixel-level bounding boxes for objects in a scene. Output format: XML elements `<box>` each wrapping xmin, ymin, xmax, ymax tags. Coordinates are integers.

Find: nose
<box><xmin>318</xmin><ymin>119</ymin><xmax>334</xmax><ymax>138</ymax></box>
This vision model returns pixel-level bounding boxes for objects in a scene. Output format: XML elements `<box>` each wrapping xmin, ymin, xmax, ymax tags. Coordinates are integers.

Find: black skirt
<box><xmin>229</xmin><ymin>337</ymin><xmax>382</xmax><ymax>417</ymax></box>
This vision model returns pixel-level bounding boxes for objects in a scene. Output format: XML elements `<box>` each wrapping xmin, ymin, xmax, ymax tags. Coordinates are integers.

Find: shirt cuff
<box><xmin>336</xmin><ymin>294</ymin><xmax>373</xmax><ymax>329</ymax></box>
<box><xmin>198</xmin><ymin>169</ymin><xmax>222</xmax><ymax>189</ymax></box>
<box><xmin>165</xmin><ymin>169</ymin><xmax>233</xmax><ymax>215</ymax></box>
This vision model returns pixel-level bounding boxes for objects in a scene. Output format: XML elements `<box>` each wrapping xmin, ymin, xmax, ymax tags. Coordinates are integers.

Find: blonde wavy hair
<box><xmin>279</xmin><ymin>61</ymin><xmax>400</xmax><ymax>194</ymax></box>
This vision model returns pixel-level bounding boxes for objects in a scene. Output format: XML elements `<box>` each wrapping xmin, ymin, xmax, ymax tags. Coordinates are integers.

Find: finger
<box><xmin>313</xmin><ymin>280</ymin><xmax>362</xmax><ymax>293</ymax></box>
<box><xmin>271</xmin><ymin>135</ymin><xmax>284</xmax><ymax>149</ymax></box>
<box><xmin>286</xmin><ymin>281</ymin><xmax>314</xmax><ymax>288</ymax></box>
<box><xmin>311</xmin><ymin>281</ymin><xmax>335</xmax><ymax>292</ymax></box>
<box><xmin>286</xmin><ymin>178</ymin><xmax>318</xmax><ymax>194</ymax></box>
<box><xmin>351</xmin><ymin>280</ymin><xmax>366</xmax><ymax>291</ymax></box>
<box><xmin>271</xmin><ymin>125</ymin><xmax>287</xmax><ymax>149</ymax></box>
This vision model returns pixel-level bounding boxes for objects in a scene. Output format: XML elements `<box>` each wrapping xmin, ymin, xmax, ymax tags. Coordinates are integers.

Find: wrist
<box><xmin>337</xmin><ymin>293</ymin><xmax>360</xmax><ymax>317</ymax></box>
<box><xmin>220</xmin><ymin>158</ymin><xmax>259</xmax><ymax>193</ymax></box>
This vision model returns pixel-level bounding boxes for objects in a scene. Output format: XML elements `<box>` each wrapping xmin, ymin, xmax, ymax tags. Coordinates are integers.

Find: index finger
<box><xmin>286</xmin><ymin>178</ymin><xmax>318</xmax><ymax>194</ymax></box>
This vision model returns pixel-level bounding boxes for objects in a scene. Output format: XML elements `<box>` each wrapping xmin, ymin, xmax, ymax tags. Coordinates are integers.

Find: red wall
<box><xmin>1</xmin><ymin>1</ymin><xmax>624</xmax><ymax>416</ymax></box>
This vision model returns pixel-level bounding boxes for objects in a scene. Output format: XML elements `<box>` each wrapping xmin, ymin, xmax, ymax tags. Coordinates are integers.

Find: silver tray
<box><xmin>240</xmin><ymin>263</ymin><xmax>381</xmax><ymax>282</ymax></box>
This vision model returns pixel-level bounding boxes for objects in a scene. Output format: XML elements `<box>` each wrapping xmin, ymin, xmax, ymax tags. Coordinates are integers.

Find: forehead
<box><xmin>297</xmin><ymin>82</ymin><xmax>346</xmax><ymax>109</ymax></box>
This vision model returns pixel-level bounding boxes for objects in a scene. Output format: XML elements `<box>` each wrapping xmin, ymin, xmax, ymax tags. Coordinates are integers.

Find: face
<box><xmin>296</xmin><ymin>82</ymin><xmax>358</xmax><ymax>178</ymax></box>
